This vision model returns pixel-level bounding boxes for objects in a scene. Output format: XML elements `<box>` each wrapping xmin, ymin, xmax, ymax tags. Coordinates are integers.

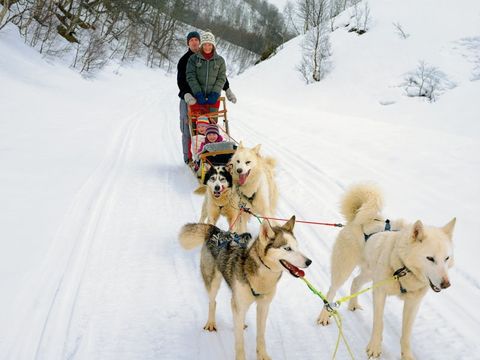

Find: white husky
<box><xmin>317</xmin><ymin>184</ymin><xmax>456</xmax><ymax>360</ymax></box>
<box><xmin>229</xmin><ymin>143</ymin><xmax>278</xmax><ymax>232</ymax></box>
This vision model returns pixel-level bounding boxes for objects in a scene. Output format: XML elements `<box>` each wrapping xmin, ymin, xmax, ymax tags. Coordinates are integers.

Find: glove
<box><xmin>195</xmin><ymin>92</ymin><xmax>207</xmax><ymax>105</ymax></box>
<box><xmin>184</xmin><ymin>93</ymin><xmax>197</xmax><ymax>105</ymax></box>
<box><xmin>225</xmin><ymin>88</ymin><xmax>237</xmax><ymax>104</ymax></box>
<box><xmin>206</xmin><ymin>92</ymin><xmax>220</xmax><ymax>104</ymax></box>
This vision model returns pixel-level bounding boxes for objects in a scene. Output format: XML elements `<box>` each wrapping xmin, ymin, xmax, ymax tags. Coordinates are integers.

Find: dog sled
<box><xmin>188</xmin><ymin>97</ymin><xmax>237</xmax><ymax>182</ymax></box>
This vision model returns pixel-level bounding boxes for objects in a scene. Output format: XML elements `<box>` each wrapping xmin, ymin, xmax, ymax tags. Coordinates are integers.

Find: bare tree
<box><xmin>329</xmin><ymin>0</ymin><xmax>343</xmax><ymax>31</ymax></box>
<box><xmin>403</xmin><ymin>60</ymin><xmax>455</xmax><ymax>102</ymax></box>
<box><xmin>0</xmin><ymin>0</ymin><xmax>11</xmax><ymax>27</ymax></box>
<box><xmin>297</xmin><ymin>0</ymin><xmax>329</xmax><ymax>33</ymax></box>
<box><xmin>362</xmin><ymin>1</ymin><xmax>370</xmax><ymax>32</ymax></box>
<box><xmin>393</xmin><ymin>21</ymin><xmax>409</xmax><ymax>39</ymax></box>
<box><xmin>298</xmin><ymin>20</ymin><xmax>331</xmax><ymax>83</ymax></box>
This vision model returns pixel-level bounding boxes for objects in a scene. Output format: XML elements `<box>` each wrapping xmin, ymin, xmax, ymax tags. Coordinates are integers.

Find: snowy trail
<box><xmin>2</xmin><ymin>84</ymin><xmax>479</xmax><ymax>359</ymax></box>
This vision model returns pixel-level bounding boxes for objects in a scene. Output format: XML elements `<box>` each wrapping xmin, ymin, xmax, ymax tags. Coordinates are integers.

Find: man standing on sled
<box><xmin>177</xmin><ymin>31</ymin><xmax>236</xmax><ymax>165</ymax></box>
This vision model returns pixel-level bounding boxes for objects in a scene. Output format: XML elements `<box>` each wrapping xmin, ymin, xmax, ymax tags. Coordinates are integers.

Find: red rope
<box><xmin>229</xmin><ymin>207</ymin><xmax>244</xmax><ymax>231</ymax></box>
<box><xmin>245</xmin><ymin>212</ymin><xmax>343</xmax><ymax>227</ymax></box>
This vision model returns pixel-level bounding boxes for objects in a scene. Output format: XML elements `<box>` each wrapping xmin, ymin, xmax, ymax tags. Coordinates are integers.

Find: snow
<box><xmin>266</xmin><ymin>0</ymin><xmax>289</xmax><ymax>11</ymax></box>
<box><xmin>1</xmin><ymin>0</ymin><xmax>480</xmax><ymax>358</ymax></box>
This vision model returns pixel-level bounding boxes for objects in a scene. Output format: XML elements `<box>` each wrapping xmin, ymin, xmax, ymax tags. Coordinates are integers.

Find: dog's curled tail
<box><xmin>179</xmin><ymin>223</ymin><xmax>214</xmax><ymax>250</ymax></box>
<box><xmin>341</xmin><ymin>183</ymin><xmax>383</xmax><ymax>223</ymax></box>
<box><xmin>265</xmin><ymin>157</ymin><xmax>276</xmax><ymax>169</ymax></box>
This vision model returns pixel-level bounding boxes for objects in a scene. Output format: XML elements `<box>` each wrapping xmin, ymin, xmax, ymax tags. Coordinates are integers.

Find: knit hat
<box><xmin>187</xmin><ymin>31</ymin><xmax>200</xmax><ymax>44</ymax></box>
<box><xmin>196</xmin><ymin>115</ymin><xmax>210</xmax><ymax>127</ymax></box>
<box><xmin>200</xmin><ymin>31</ymin><xmax>216</xmax><ymax>48</ymax></box>
<box><xmin>205</xmin><ymin>124</ymin><xmax>219</xmax><ymax>136</ymax></box>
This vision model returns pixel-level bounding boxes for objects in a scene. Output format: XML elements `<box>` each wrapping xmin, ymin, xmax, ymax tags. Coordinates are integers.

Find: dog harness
<box><xmin>364</xmin><ymin>219</ymin><xmax>394</xmax><ymax>241</ymax></box>
<box><xmin>237</xmin><ymin>186</ymin><xmax>256</xmax><ymax>204</ymax></box>
<box><xmin>215</xmin><ymin>232</ymin><xmax>249</xmax><ymax>248</ymax></box>
<box><xmin>393</xmin><ymin>265</ymin><xmax>411</xmax><ymax>294</ymax></box>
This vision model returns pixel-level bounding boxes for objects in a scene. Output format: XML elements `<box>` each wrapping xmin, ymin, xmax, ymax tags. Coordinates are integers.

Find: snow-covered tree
<box><xmin>403</xmin><ymin>61</ymin><xmax>455</xmax><ymax>102</ymax></box>
<box><xmin>298</xmin><ymin>22</ymin><xmax>331</xmax><ymax>83</ymax></box>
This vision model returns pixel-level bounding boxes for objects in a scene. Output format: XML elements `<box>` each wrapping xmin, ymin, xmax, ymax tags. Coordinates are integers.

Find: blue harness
<box><xmin>364</xmin><ymin>219</ymin><xmax>393</xmax><ymax>241</ymax></box>
<box><xmin>216</xmin><ymin>232</ymin><xmax>250</xmax><ymax>248</ymax></box>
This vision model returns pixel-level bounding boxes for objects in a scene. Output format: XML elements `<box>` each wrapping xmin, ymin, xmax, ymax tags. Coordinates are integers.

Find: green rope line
<box><xmin>334</xmin><ymin>276</ymin><xmax>397</xmax><ymax>306</ymax></box>
<box><xmin>332</xmin><ymin>311</ymin><xmax>355</xmax><ymax>360</ymax></box>
<box><xmin>246</xmin><ymin>207</ymin><xmax>263</xmax><ymax>225</ymax></box>
<box><xmin>300</xmin><ymin>277</ymin><xmax>355</xmax><ymax>360</ymax></box>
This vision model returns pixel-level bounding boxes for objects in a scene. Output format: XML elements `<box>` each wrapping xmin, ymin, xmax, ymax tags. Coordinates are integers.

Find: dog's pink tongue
<box><xmin>290</xmin><ymin>265</ymin><xmax>305</xmax><ymax>278</ymax></box>
<box><xmin>239</xmin><ymin>173</ymin><xmax>247</xmax><ymax>185</ymax></box>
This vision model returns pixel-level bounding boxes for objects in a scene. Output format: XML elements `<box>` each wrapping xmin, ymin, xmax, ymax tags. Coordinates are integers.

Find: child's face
<box><xmin>207</xmin><ymin>133</ymin><xmax>218</xmax><ymax>142</ymax></box>
<box><xmin>197</xmin><ymin>125</ymin><xmax>208</xmax><ymax>134</ymax></box>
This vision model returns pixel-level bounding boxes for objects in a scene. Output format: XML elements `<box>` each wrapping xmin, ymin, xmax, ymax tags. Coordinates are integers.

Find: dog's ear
<box><xmin>224</xmin><ymin>168</ymin><xmax>233</xmax><ymax>186</ymax></box>
<box><xmin>252</xmin><ymin>144</ymin><xmax>261</xmax><ymax>155</ymax></box>
<box><xmin>282</xmin><ymin>216</ymin><xmax>296</xmax><ymax>232</ymax></box>
<box><xmin>411</xmin><ymin>220</ymin><xmax>424</xmax><ymax>242</ymax></box>
<box><xmin>202</xmin><ymin>167</ymin><xmax>211</xmax><ymax>185</ymax></box>
<box><xmin>260</xmin><ymin>221</ymin><xmax>275</xmax><ymax>241</ymax></box>
<box><xmin>442</xmin><ymin>217</ymin><xmax>456</xmax><ymax>240</ymax></box>
<box><xmin>194</xmin><ymin>185</ymin><xmax>207</xmax><ymax>195</ymax></box>
<box><xmin>238</xmin><ymin>141</ymin><xmax>244</xmax><ymax>149</ymax></box>
<box><xmin>225</xmin><ymin>162</ymin><xmax>233</xmax><ymax>174</ymax></box>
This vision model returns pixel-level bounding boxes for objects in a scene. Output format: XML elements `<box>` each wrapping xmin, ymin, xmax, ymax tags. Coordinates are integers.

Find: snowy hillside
<box><xmin>1</xmin><ymin>0</ymin><xmax>479</xmax><ymax>359</ymax></box>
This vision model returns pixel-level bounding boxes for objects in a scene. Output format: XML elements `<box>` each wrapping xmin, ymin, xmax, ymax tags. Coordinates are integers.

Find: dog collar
<box><xmin>258</xmin><ymin>254</ymin><xmax>271</xmax><ymax>270</ymax></box>
<box><xmin>250</xmin><ymin>286</ymin><xmax>261</xmax><ymax>297</ymax></box>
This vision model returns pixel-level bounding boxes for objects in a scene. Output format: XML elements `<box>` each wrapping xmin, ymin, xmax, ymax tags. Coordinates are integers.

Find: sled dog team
<box><xmin>179</xmin><ymin>143</ymin><xmax>456</xmax><ymax>360</ymax></box>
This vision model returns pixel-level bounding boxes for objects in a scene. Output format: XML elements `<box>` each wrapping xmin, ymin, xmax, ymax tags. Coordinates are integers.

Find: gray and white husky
<box><xmin>179</xmin><ymin>216</ymin><xmax>311</xmax><ymax>360</ymax></box>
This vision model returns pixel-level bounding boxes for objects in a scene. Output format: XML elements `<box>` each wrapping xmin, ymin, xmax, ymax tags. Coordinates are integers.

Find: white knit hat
<box><xmin>200</xmin><ymin>31</ymin><xmax>216</xmax><ymax>48</ymax></box>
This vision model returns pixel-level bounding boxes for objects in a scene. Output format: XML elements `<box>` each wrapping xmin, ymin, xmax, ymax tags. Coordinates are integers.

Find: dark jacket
<box><xmin>177</xmin><ymin>49</ymin><xmax>229</xmax><ymax>99</ymax></box>
<box><xmin>186</xmin><ymin>51</ymin><xmax>227</xmax><ymax>97</ymax></box>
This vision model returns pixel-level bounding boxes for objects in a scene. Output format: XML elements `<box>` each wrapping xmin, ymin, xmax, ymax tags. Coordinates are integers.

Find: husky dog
<box><xmin>317</xmin><ymin>184</ymin><xmax>456</xmax><ymax>360</ymax></box>
<box><xmin>194</xmin><ymin>165</ymin><xmax>238</xmax><ymax>227</ymax></box>
<box><xmin>179</xmin><ymin>216</ymin><xmax>311</xmax><ymax>360</ymax></box>
<box><xmin>229</xmin><ymin>143</ymin><xmax>278</xmax><ymax>232</ymax></box>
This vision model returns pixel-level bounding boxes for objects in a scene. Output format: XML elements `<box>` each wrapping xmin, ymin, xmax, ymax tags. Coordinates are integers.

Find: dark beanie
<box><xmin>187</xmin><ymin>31</ymin><xmax>200</xmax><ymax>43</ymax></box>
<box><xmin>205</xmin><ymin>124</ymin><xmax>219</xmax><ymax>136</ymax></box>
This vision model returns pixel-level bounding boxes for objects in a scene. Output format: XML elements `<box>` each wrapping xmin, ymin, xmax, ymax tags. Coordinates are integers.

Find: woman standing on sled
<box><xmin>186</xmin><ymin>31</ymin><xmax>227</xmax><ymax>116</ymax></box>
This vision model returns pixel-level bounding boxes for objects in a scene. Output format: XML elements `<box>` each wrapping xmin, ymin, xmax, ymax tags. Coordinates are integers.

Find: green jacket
<box><xmin>186</xmin><ymin>51</ymin><xmax>227</xmax><ymax>96</ymax></box>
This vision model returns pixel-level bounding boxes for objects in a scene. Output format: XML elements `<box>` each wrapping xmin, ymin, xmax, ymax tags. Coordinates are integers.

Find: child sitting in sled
<box><xmin>190</xmin><ymin>115</ymin><xmax>210</xmax><ymax>161</ymax></box>
<box><xmin>198</xmin><ymin>124</ymin><xmax>224</xmax><ymax>154</ymax></box>
<box><xmin>194</xmin><ymin>124</ymin><xmax>224</xmax><ymax>172</ymax></box>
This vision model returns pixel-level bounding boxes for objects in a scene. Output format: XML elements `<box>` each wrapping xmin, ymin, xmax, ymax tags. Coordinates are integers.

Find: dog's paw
<box><xmin>401</xmin><ymin>350</ymin><xmax>415</xmax><ymax>360</ymax></box>
<box><xmin>366</xmin><ymin>340</ymin><xmax>382</xmax><ymax>358</ymax></box>
<box><xmin>235</xmin><ymin>350</ymin><xmax>246</xmax><ymax>360</ymax></box>
<box><xmin>203</xmin><ymin>321</ymin><xmax>217</xmax><ymax>331</ymax></box>
<box><xmin>256</xmin><ymin>349</ymin><xmax>271</xmax><ymax>360</ymax></box>
<box><xmin>316</xmin><ymin>309</ymin><xmax>331</xmax><ymax>326</ymax></box>
<box><xmin>348</xmin><ymin>302</ymin><xmax>363</xmax><ymax>311</ymax></box>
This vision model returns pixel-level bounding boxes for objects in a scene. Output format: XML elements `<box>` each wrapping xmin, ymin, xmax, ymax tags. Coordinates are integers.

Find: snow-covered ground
<box><xmin>1</xmin><ymin>0</ymin><xmax>479</xmax><ymax>358</ymax></box>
